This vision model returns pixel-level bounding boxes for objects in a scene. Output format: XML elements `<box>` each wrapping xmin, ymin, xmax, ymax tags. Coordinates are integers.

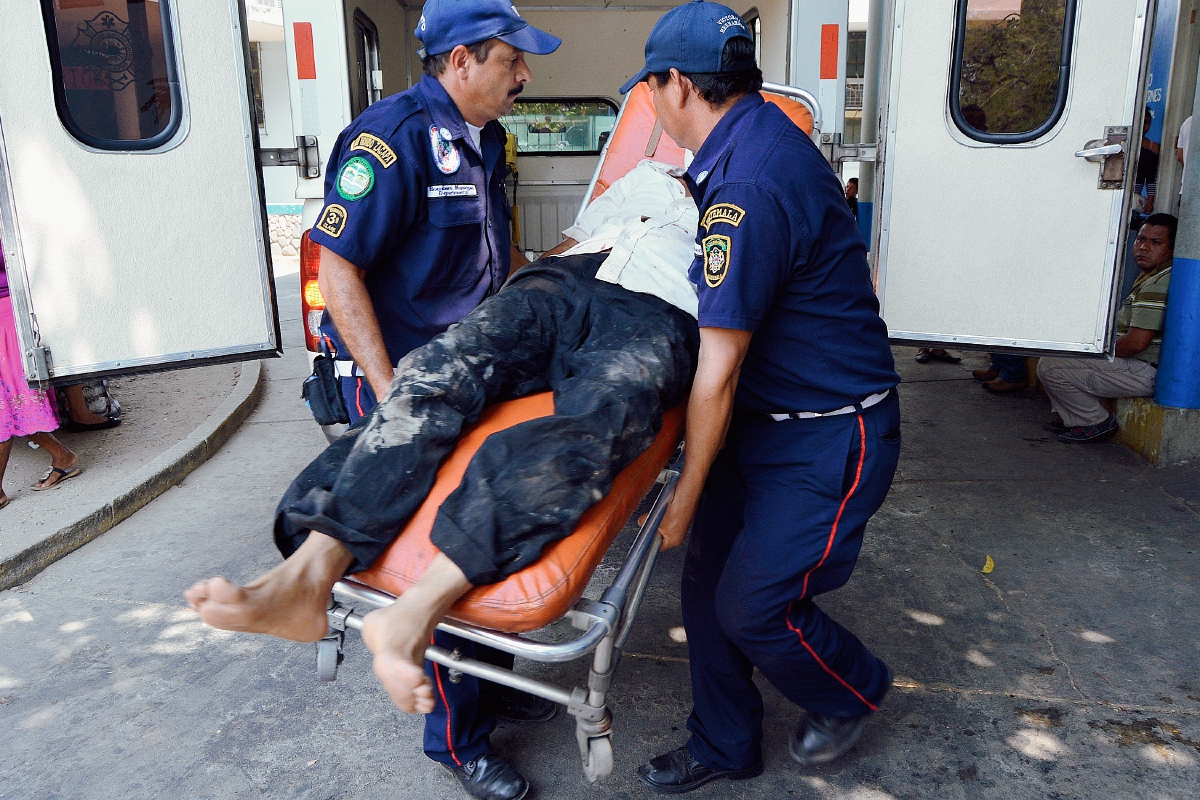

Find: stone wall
<box><xmin>269</xmin><ymin>214</ymin><xmax>303</xmax><ymax>258</ymax></box>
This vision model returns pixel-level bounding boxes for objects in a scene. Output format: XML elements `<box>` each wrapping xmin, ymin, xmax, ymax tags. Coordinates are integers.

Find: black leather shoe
<box><xmin>443</xmin><ymin>751</ymin><xmax>528</xmax><ymax>800</ymax></box>
<box><xmin>486</xmin><ymin>686</ymin><xmax>557</xmax><ymax>724</ymax></box>
<box><xmin>637</xmin><ymin>746</ymin><xmax>763</xmax><ymax>794</ymax></box>
<box><xmin>789</xmin><ymin>712</ymin><xmax>870</xmax><ymax>765</ymax></box>
<box><xmin>791</xmin><ymin>665</ymin><xmax>890</xmax><ymax>766</ymax></box>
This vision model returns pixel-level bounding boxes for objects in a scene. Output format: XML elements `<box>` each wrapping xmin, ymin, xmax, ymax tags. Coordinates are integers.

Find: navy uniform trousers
<box><xmin>278</xmin><ymin>253</ymin><xmax>698</xmax><ymax>767</ymax></box>
<box><xmin>683</xmin><ymin>391</ymin><xmax>901</xmax><ymax>771</ymax></box>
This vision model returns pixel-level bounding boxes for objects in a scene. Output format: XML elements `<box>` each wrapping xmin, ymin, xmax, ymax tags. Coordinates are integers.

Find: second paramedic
<box><xmin>622</xmin><ymin>2</ymin><xmax>902</xmax><ymax>793</ymax></box>
<box><xmin>305</xmin><ymin>1</ymin><xmax>561</xmax><ymax>798</ymax></box>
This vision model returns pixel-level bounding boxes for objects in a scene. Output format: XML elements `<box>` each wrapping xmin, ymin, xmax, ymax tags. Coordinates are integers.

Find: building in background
<box><xmin>247</xmin><ymin>0</ymin><xmax>303</xmax><ymax>258</ymax></box>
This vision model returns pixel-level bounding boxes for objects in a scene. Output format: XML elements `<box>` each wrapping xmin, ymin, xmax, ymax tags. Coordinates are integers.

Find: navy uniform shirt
<box><xmin>686</xmin><ymin>92</ymin><xmax>899</xmax><ymax>414</ymax></box>
<box><xmin>308</xmin><ymin>75</ymin><xmax>512</xmax><ymax>364</ymax></box>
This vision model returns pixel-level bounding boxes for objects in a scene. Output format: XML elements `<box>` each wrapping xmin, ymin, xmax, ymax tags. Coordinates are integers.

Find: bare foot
<box><xmin>361</xmin><ymin>599</ymin><xmax>438</xmax><ymax>714</ymax></box>
<box><xmin>359</xmin><ymin>553</ymin><xmax>473</xmax><ymax>714</ymax></box>
<box><xmin>184</xmin><ymin>532</ymin><xmax>353</xmax><ymax>642</ymax></box>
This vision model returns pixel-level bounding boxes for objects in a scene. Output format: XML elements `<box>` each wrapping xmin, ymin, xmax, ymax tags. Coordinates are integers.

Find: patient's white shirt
<box><xmin>558</xmin><ymin>160</ymin><xmax>699</xmax><ymax>318</ymax></box>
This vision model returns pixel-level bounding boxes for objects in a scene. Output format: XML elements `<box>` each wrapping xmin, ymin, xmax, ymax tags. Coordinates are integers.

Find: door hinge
<box><xmin>1075</xmin><ymin>126</ymin><xmax>1128</xmax><ymax>190</ymax></box>
<box><xmin>260</xmin><ymin>135</ymin><xmax>321</xmax><ymax>179</ymax></box>
<box><xmin>25</xmin><ymin>345</ymin><xmax>50</xmax><ymax>383</ymax></box>
<box><xmin>819</xmin><ymin>133</ymin><xmax>877</xmax><ymax>165</ymax></box>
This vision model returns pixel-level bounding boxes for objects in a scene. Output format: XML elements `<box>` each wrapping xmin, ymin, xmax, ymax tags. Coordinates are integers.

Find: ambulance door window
<box><xmin>351</xmin><ymin>10</ymin><xmax>381</xmax><ymax>119</ymax></box>
<box><xmin>950</xmin><ymin>0</ymin><xmax>1077</xmax><ymax>143</ymax></box>
<box><xmin>40</xmin><ymin>0</ymin><xmax>182</xmax><ymax>150</ymax></box>
<box><xmin>501</xmin><ymin>99</ymin><xmax>619</xmax><ymax>155</ymax></box>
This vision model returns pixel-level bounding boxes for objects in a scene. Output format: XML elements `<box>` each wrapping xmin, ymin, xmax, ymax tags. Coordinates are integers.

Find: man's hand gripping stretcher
<box><xmin>185</xmin><ymin>161</ymin><xmax>701</xmax><ymax>714</ymax></box>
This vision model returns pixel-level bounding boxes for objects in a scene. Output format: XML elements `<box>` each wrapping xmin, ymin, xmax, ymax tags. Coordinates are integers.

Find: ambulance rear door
<box><xmin>0</xmin><ymin>0</ymin><xmax>281</xmax><ymax>384</ymax></box>
<box><xmin>873</xmin><ymin>0</ymin><xmax>1153</xmax><ymax>355</ymax></box>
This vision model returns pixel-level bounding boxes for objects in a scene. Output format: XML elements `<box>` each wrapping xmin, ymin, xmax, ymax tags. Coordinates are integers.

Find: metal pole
<box><xmin>858</xmin><ymin>0</ymin><xmax>886</xmax><ymax>250</ymax></box>
<box><xmin>1155</xmin><ymin>63</ymin><xmax>1200</xmax><ymax>409</ymax></box>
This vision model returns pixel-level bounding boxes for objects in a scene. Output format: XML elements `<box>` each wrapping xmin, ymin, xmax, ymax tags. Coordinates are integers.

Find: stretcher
<box><xmin>318</xmin><ymin>81</ymin><xmax>821</xmax><ymax>783</ymax></box>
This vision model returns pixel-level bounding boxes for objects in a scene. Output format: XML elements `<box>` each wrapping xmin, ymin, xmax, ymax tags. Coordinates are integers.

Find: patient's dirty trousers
<box><xmin>275</xmin><ymin>252</ymin><xmax>699</xmax><ymax>765</ymax></box>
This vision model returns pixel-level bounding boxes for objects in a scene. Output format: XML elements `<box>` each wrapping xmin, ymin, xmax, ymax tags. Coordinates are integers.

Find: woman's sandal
<box><xmin>0</xmin><ymin>494</ymin><xmax>9</xmax><ymax>510</ymax></box>
<box><xmin>32</xmin><ymin>465</ymin><xmax>83</xmax><ymax>491</ymax></box>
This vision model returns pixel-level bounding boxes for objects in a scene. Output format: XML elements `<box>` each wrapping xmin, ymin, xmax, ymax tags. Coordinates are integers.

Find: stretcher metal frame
<box><xmin>319</xmin><ymin>464</ymin><xmax>680</xmax><ymax>782</ymax></box>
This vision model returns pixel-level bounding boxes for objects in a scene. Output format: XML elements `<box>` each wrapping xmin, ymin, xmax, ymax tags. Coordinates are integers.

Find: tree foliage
<box><xmin>959</xmin><ymin>0</ymin><xmax>1067</xmax><ymax>134</ymax></box>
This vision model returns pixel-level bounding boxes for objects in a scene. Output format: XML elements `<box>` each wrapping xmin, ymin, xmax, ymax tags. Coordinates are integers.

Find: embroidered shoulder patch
<box><xmin>701</xmin><ymin>203</ymin><xmax>746</xmax><ymax>230</ymax></box>
<box><xmin>337</xmin><ymin>157</ymin><xmax>375</xmax><ymax>201</ymax></box>
<box><xmin>350</xmin><ymin>133</ymin><xmax>397</xmax><ymax>168</ymax></box>
<box><xmin>702</xmin><ymin>234</ymin><xmax>731</xmax><ymax>288</ymax></box>
<box><xmin>316</xmin><ymin>204</ymin><xmax>348</xmax><ymax>238</ymax></box>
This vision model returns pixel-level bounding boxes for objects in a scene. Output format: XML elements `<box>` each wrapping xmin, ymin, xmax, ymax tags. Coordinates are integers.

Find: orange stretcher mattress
<box><xmin>351</xmin><ymin>393</ymin><xmax>684</xmax><ymax>633</ymax></box>
<box><xmin>589</xmin><ymin>82</ymin><xmax>815</xmax><ymax>203</ymax></box>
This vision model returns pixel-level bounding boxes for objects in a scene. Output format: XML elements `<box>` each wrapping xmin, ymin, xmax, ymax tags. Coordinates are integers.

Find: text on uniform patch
<box><xmin>427</xmin><ymin>184</ymin><xmax>479</xmax><ymax>198</ymax></box>
<box><xmin>317</xmin><ymin>204</ymin><xmax>348</xmax><ymax>238</ymax></box>
<box><xmin>350</xmin><ymin>133</ymin><xmax>397</xmax><ymax>168</ymax></box>
<box><xmin>701</xmin><ymin>203</ymin><xmax>746</xmax><ymax>230</ymax></box>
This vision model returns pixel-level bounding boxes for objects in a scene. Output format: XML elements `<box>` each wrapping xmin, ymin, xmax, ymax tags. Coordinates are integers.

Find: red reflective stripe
<box><xmin>785</xmin><ymin>413</ymin><xmax>877</xmax><ymax>712</ymax></box>
<box><xmin>819</xmin><ymin>24</ymin><xmax>839</xmax><ymax>80</ymax></box>
<box><xmin>786</xmin><ymin>604</ymin><xmax>879</xmax><ymax>712</ymax></box>
<box><xmin>355</xmin><ymin>378</ymin><xmax>365</xmax><ymax>418</ymax></box>
<box><xmin>293</xmin><ymin>23</ymin><xmax>317</xmax><ymax>80</ymax></box>
<box><xmin>431</xmin><ymin>635</ymin><xmax>462</xmax><ymax>767</ymax></box>
<box><xmin>799</xmin><ymin>414</ymin><xmax>866</xmax><ymax>599</ymax></box>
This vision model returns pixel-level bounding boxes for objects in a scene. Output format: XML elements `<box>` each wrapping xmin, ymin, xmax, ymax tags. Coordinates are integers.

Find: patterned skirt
<box><xmin>0</xmin><ymin>295</ymin><xmax>59</xmax><ymax>440</ymax></box>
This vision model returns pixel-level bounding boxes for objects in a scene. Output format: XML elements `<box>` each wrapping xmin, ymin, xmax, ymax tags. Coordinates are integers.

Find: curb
<box><xmin>0</xmin><ymin>360</ymin><xmax>265</xmax><ymax>591</ymax></box>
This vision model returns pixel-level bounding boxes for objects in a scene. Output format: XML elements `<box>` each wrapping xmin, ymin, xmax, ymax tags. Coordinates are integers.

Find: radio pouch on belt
<box><xmin>302</xmin><ymin>340</ymin><xmax>351</xmax><ymax>426</ymax></box>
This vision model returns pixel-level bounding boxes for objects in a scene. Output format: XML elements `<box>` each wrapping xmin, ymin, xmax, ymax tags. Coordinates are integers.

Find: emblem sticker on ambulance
<box><xmin>337</xmin><ymin>157</ymin><xmax>375</xmax><ymax>201</ymax></box>
<box><xmin>702</xmin><ymin>235</ymin><xmax>731</xmax><ymax>287</ymax></box>
<box><xmin>430</xmin><ymin>126</ymin><xmax>461</xmax><ymax>174</ymax></box>
<box><xmin>317</xmin><ymin>204</ymin><xmax>348</xmax><ymax>238</ymax></box>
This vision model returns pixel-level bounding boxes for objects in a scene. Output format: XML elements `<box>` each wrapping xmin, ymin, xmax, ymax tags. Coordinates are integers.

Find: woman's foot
<box><xmin>32</xmin><ymin>463</ymin><xmax>82</xmax><ymax>491</ymax></box>
<box><xmin>0</xmin><ymin>493</ymin><xmax>9</xmax><ymax>510</ymax></box>
<box><xmin>185</xmin><ymin>532</ymin><xmax>353</xmax><ymax>642</ymax></box>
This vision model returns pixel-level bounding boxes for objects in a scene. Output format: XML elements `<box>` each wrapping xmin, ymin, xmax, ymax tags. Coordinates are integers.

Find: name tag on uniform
<box><xmin>427</xmin><ymin>184</ymin><xmax>478</xmax><ymax>198</ymax></box>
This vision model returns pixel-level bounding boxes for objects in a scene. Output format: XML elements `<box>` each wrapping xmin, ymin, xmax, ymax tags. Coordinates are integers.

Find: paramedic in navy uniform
<box><xmin>623</xmin><ymin>3</ymin><xmax>902</xmax><ymax>792</ymax></box>
<box><xmin>305</xmin><ymin>1</ymin><xmax>560</xmax><ymax>798</ymax></box>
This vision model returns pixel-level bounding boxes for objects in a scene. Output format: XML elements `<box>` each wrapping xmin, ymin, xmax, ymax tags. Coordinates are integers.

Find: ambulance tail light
<box><xmin>300</xmin><ymin>231</ymin><xmax>324</xmax><ymax>352</ymax></box>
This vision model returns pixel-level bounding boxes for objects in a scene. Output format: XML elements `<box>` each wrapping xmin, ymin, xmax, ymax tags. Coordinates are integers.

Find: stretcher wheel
<box><xmin>583</xmin><ymin>735</ymin><xmax>613</xmax><ymax>782</ymax></box>
<box><xmin>316</xmin><ymin>635</ymin><xmax>343</xmax><ymax>682</ymax></box>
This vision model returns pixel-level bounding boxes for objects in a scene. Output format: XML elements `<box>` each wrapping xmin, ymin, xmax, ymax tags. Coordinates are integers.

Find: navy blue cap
<box><xmin>416</xmin><ymin>0</ymin><xmax>562</xmax><ymax>58</ymax></box>
<box><xmin>620</xmin><ymin>1</ymin><xmax>754</xmax><ymax>94</ymax></box>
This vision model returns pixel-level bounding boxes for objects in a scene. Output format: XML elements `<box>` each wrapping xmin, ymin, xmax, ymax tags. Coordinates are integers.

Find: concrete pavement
<box><xmin>1</xmin><ymin>272</ymin><xmax>1198</xmax><ymax>799</ymax></box>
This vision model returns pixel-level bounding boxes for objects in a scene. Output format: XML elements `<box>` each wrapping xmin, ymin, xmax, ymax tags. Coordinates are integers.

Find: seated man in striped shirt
<box><xmin>1037</xmin><ymin>213</ymin><xmax>1176</xmax><ymax>443</ymax></box>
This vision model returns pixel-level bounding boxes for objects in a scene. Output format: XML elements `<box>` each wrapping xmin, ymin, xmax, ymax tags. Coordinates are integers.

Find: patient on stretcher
<box><xmin>186</xmin><ymin>161</ymin><xmax>700</xmax><ymax>714</ymax></box>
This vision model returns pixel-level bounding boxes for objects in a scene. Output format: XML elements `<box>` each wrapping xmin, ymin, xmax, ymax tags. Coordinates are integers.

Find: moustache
<box><xmin>508</xmin><ymin>85</ymin><xmax>524</xmax><ymax>98</ymax></box>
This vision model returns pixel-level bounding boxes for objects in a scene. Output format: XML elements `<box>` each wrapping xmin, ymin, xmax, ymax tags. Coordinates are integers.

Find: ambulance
<box><xmin>1</xmin><ymin>0</ymin><xmax>1190</xmax><ymax>388</ymax></box>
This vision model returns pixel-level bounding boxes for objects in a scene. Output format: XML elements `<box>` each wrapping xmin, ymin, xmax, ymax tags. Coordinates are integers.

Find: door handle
<box><xmin>1076</xmin><ymin>127</ymin><xmax>1129</xmax><ymax>190</ymax></box>
<box><xmin>1075</xmin><ymin>142</ymin><xmax>1123</xmax><ymax>160</ymax></box>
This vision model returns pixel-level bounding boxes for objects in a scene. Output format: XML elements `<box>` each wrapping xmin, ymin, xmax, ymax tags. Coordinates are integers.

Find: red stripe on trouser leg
<box><xmin>355</xmin><ymin>378</ymin><xmax>365</xmax><ymax>418</ymax></box>
<box><xmin>431</xmin><ymin>635</ymin><xmax>462</xmax><ymax>767</ymax></box>
<box><xmin>786</xmin><ymin>603</ymin><xmax>878</xmax><ymax>712</ymax></box>
<box><xmin>799</xmin><ymin>414</ymin><xmax>866</xmax><ymax>599</ymax></box>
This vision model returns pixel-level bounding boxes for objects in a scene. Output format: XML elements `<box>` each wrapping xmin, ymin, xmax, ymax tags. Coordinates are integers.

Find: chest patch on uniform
<box><xmin>427</xmin><ymin>184</ymin><xmax>479</xmax><ymax>198</ymax></box>
<box><xmin>702</xmin><ymin>235</ymin><xmax>731</xmax><ymax>288</ymax></box>
<box><xmin>429</xmin><ymin>125</ymin><xmax>461</xmax><ymax>174</ymax></box>
<box><xmin>336</xmin><ymin>157</ymin><xmax>375</xmax><ymax>200</ymax></box>
<box><xmin>701</xmin><ymin>203</ymin><xmax>746</xmax><ymax>230</ymax></box>
<box><xmin>316</xmin><ymin>204</ymin><xmax>348</xmax><ymax>238</ymax></box>
<box><xmin>350</xmin><ymin>133</ymin><xmax>397</xmax><ymax>168</ymax></box>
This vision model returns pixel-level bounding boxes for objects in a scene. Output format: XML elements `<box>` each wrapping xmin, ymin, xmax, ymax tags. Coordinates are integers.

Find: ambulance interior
<box><xmin>283</xmin><ymin>0</ymin><xmax>804</xmax><ymax>253</ymax></box>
